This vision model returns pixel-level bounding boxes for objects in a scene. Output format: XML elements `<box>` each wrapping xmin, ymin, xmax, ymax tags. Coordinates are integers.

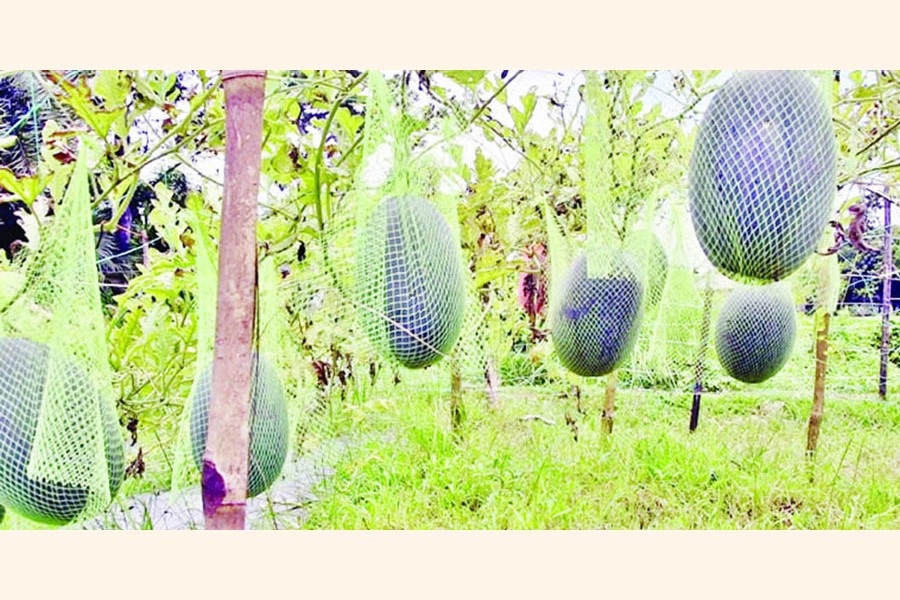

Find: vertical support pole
<box><xmin>807</xmin><ymin>254</ymin><xmax>836</xmax><ymax>458</ymax></box>
<box><xmin>879</xmin><ymin>190</ymin><xmax>892</xmax><ymax>401</ymax></box>
<box><xmin>690</xmin><ymin>283</ymin><xmax>714</xmax><ymax>432</ymax></box>
<box><xmin>601</xmin><ymin>369</ymin><xmax>618</xmax><ymax>436</ymax></box>
<box><xmin>807</xmin><ymin>312</ymin><xmax>830</xmax><ymax>455</ymax></box>
<box><xmin>202</xmin><ymin>70</ymin><xmax>266</xmax><ymax>530</ymax></box>
<box><xmin>485</xmin><ymin>356</ymin><xmax>500</xmax><ymax>410</ymax></box>
<box><xmin>450</xmin><ymin>360</ymin><xmax>463</xmax><ymax>439</ymax></box>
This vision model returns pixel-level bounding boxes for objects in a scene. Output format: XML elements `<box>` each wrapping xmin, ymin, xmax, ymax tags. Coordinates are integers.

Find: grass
<box><xmin>300</xmin><ymin>385</ymin><xmax>900</xmax><ymax>529</ymax></box>
<box><xmin>288</xmin><ymin>311</ymin><xmax>900</xmax><ymax>529</ymax></box>
<box><xmin>6</xmin><ymin>311</ymin><xmax>900</xmax><ymax>530</ymax></box>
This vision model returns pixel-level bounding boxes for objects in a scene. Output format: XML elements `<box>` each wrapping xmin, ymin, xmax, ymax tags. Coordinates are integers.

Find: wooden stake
<box><xmin>450</xmin><ymin>361</ymin><xmax>464</xmax><ymax>439</ymax></box>
<box><xmin>807</xmin><ymin>312</ymin><xmax>830</xmax><ymax>455</ymax></box>
<box><xmin>807</xmin><ymin>253</ymin><xmax>837</xmax><ymax>457</ymax></box>
<box><xmin>690</xmin><ymin>283</ymin><xmax>714</xmax><ymax>432</ymax></box>
<box><xmin>485</xmin><ymin>356</ymin><xmax>500</xmax><ymax>410</ymax></box>
<box><xmin>601</xmin><ymin>369</ymin><xmax>618</xmax><ymax>435</ymax></box>
<box><xmin>202</xmin><ymin>70</ymin><xmax>266</xmax><ymax>530</ymax></box>
<box><xmin>879</xmin><ymin>190</ymin><xmax>893</xmax><ymax>401</ymax></box>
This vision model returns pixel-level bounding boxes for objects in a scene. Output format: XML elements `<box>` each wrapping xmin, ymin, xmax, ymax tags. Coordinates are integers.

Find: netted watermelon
<box><xmin>189</xmin><ymin>354</ymin><xmax>289</xmax><ymax>498</ymax></box>
<box><xmin>0</xmin><ymin>338</ymin><xmax>124</xmax><ymax>525</ymax></box>
<box><xmin>715</xmin><ymin>283</ymin><xmax>797</xmax><ymax>383</ymax></box>
<box><xmin>689</xmin><ymin>70</ymin><xmax>837</xmax><ymax>283</ymax></box>
<box><xmin>551</xmin><ymin>249</ymin><xmax>645</xmax><ymax>377</ymax></box>
<box><xmin>357</xmin><ymin>196</ymin><xmax>466</xmax><ymax>369</ymax></box>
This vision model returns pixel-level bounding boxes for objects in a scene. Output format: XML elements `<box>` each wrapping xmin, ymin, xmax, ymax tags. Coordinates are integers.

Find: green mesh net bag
<box><xmin>688</xmin><ymin>70</ymin><xmax>837</xmax><ymax>283</ymax></box>
<box><xmin>352</xmin><ymin>72</ymin><xmax>466</xmax><ymax>373</ymax></box>
<box><xmin>624</xmin><ymin>228</ymin><xmax>668</xmax><ymax>310</ymax></box>
<box><xmin>188</xmin><ymin>353</ymin><xmax>289</xmax><ymax>498</ymax></box>
<box><xmin>549</xmin><ymin>248</ymin><xmax>645</xmax><ymax>377</ymax></box>
<box><xmin>356</xmin><ymin>195</ymin><xmax>466</xmax><ymax>369</ymax></box>
<box><xmin>0</xmin><ymin>152</ymin><xmax>124</xmax><ymax>527</ymax></box>
<box><xmin>623</xmin><ymin>200</ymin><xmax>704</xmax><ymax>389</ymax></box>
<box><xmin>171</xmin><ymin>205</ymin><xmax>290</xmax><ymax>500</ymax></box>
<box><xmin>545</xmin><ymin>71</ymin><xmax>646</xmax><ymax>379</ymax></box>
<box><xmin>715</xmin><ymin>281</ymin><xmax>797</xmax><ymax>383</ymax></box>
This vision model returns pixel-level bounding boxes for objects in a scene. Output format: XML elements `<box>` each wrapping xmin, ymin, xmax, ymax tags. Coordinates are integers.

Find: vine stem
<box><xmin>312</xmin><ymin>71</ymin><xmax>368</xmax><ymax>233</ymax></box>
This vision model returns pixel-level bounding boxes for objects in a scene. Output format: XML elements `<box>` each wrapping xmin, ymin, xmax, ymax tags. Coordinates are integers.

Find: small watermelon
<box><xmin>189</xmin><ymin>354</ymin><xmax>289</xmax><ymax>498</ymax></box>
<box><xmin>357</xmin><ymin>196</ymin><xmax>466</xmax><ymax>369</ymax></box>
<box><xmin>0</xmin><ymin>338</ymin><xmax>124</xmax><ymax>526</ymax></box>
<box><xmin>551</xmin><ymin>249</ymin><xmax>645</xmax><ymax>377</ymax></box>
<box><xmin>689</xmin><ymin>70</ymin><xmax>837</xmax><ymax>283</ymax></box>
<box><xmin>715</xmin><ymin>283</ymin><xmax>797</xmax><ymax>383</ymax></box>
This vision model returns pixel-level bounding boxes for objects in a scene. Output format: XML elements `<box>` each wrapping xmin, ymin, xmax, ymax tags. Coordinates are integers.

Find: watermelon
<box><xmin>0</xmin><ymin>338</ymin><xmax>124</xmax><ymax>526</ymax></box>
<box><xmin>689</xmin><ymin>70</ymin><xmax>837</xmax><ymax>282</ymax></box>
<box><xmin>715</xmin><ymin>283</ymin><xmax>797</xmax><ymax>383</ymax></box>
<box><xmin>551</xmin><ymin>249</ymin><xmax>645</xmax><ymax>377</ymax></box>
<box><xmin>358</xmin><ymin>196</ymin><xmax>466</xmax><ymax>369</ymax></box>
<box><xmin>189</xmin><ymin>354</ymin><xmax>289</xmax><ymax>498</ymax></box>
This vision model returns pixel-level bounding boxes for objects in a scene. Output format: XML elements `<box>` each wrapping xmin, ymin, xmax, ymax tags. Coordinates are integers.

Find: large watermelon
<box><xmin>0</xmin><ymin>338</ymin><xmax>124</xmax><ymax>526</ymax></box>
<box><xmin>357</xmin><ymin>196</ymin><xmax>466</xmax><ymax>369</ymax></box>
<box><xmin>715</xmin><ymin>283</ymin><xmax>797</xmax><ymax>383</ymax></box>
<box><xmin>689</xmin><ymin>70</ymin><xmax>837</xmax><ymax>283</ymax></box>
<box><xmin>551</xmin><ymin>249</ymin><xmax>645</xmax><ymax>377</ymax></box>
<box><xmin>189</xmin><ymin>354</ymin><xmax>289</xmax><ymax>498</ymax></box>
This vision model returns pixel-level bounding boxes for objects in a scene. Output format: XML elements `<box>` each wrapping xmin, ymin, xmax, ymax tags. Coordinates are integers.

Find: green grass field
<box><xmin>289</xmin><ymin>312</ymin><xmax>900</xmax><ymax>530</ymax></box>
<box><xmin>296</xmin><ymin>387</ymin><xmax>900</xmax><ymax>529</ymax></box>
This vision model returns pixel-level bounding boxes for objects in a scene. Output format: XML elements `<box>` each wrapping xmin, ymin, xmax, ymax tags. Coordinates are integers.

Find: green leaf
<box><xmin>511</xmin><ymin>90</ymin><xmax>537</xmax><ymax>136</ymax></box>
<box><xmin>336</xmin><ymin>110</ymin><xmax>363</xmax><ymax>137</ymax></box>
<box><xmin>58</xmin><ymin>79</ymin><xmax>126</xmax><ymax>138</ymax></box>
<box><xmin>271</xmin><ymin>145</ymin><xmax>295</xmax><ymax>175</ymax></box>
<box><xmin>443</xmin><ymin>70</ymin><xmax>487</xmax><ymax>87</ymax></box>
<box><xmin>286</xmin><ymin>99</ymin><xmax>301</xmax><ymax>121</ymax></box>
<box><xmin>95</xmin><ymin>70</ymin><xmax>129</xmax><ymax>108</ymax></box>
<box><xmin>0</xmin><ymin>168</ymin><xmax>51</xmax><ymax>206</ymax></box>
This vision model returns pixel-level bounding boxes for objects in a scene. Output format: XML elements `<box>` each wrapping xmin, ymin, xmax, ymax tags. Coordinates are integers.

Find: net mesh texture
<box><xmin>170</xmin><ymin>202</ymin><xmax>291</xmax><ymax>504</ymax></box>
<box><xmin>714</xmin><ymin>282</ymin><xmax>798</xmax><ymax>383</ymax></box>
<box><xmin>688</xmin><ymin>70</ymin><xmax>838</xmax><ymax>284</ymax></box>
<box><xmin>0</xmin><ymin>151</ymin><xmax>124</xmax><ymax>527</ymax></box>
<box><xmin>546</xmin><ymin>70</ymin><xmax>648</xmax><ymax>381</ymax></box>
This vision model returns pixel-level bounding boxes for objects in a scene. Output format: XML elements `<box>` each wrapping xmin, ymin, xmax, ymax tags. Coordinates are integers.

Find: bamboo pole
<box><xmin>807</xmin><ymin>70</ymin><xmax>837</xmax><ymax>460</ymax></box>
<box><xmin>601</xmin><ymin>369</ymin><xmax>618</xmax><ymax>435</ymax></box>
<box><xmin>807</xmin><ymin>254</ymin><xmax>837</xmax><ymax>457</ymax></box>
<box><xmin>450</xmin><ymin>360</ymin><xmax>463</xmax><ymax>439</ymax></box>
<box><xmin>690</xmin><ymin>282</ymin><xmax>714</xmax><ymax>432</ymax></box>
<box><xmin>485</xmin><ymin>356</ymin><xmax>500</xmax><ymax>410</ymax></box>
<box><xmin>807</xmin><ymin>312</ymin><xmax>830</xmax><ymax>455</ymax></box>
<box><xmin>879</xmin><ymin>190</ymin><xmax>893</xmax><ymax>401</ymax></box>
<box><xmin>202</xmin><ymin>70</ymin><xmax>266</xmax><ymax>530</ymax></box>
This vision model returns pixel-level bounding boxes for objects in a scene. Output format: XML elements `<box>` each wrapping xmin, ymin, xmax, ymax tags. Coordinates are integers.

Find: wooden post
<box><xmin>450</xmin><ymin>361</ymin><xmax>463</xmax><ymax>439</ymax></box>
<box><xmin>202</xmin><ymin>70</ymin><xmax>266</xmax><ymax>530</ymax></box>
<box><xmin>690</xmin><ymin>283</ymin><xmax>714</xmax><ymax>432</ymax></box>
<box><xmin>879</xmin><ymin>190</ymin><xmax>893</xmax><ymax>401</ymax></box>
<box><xmin>807</xmin><ymin>254</ymin><xmax>836</xmax><ymax>457</ymax></box>
<box><xmin>485</xmin><ymin>356</ymin><xmax>500</xmax><ymax>410</ymax></box>
<box><xmin>807</xmin><ymin>312</ymin><xmax>830</xmax><ymax>455</ymax></box>
<box><xmin>601</xmin><ymin>369</ymin><xmax>618</xmax><ymax>435</ymax></box>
